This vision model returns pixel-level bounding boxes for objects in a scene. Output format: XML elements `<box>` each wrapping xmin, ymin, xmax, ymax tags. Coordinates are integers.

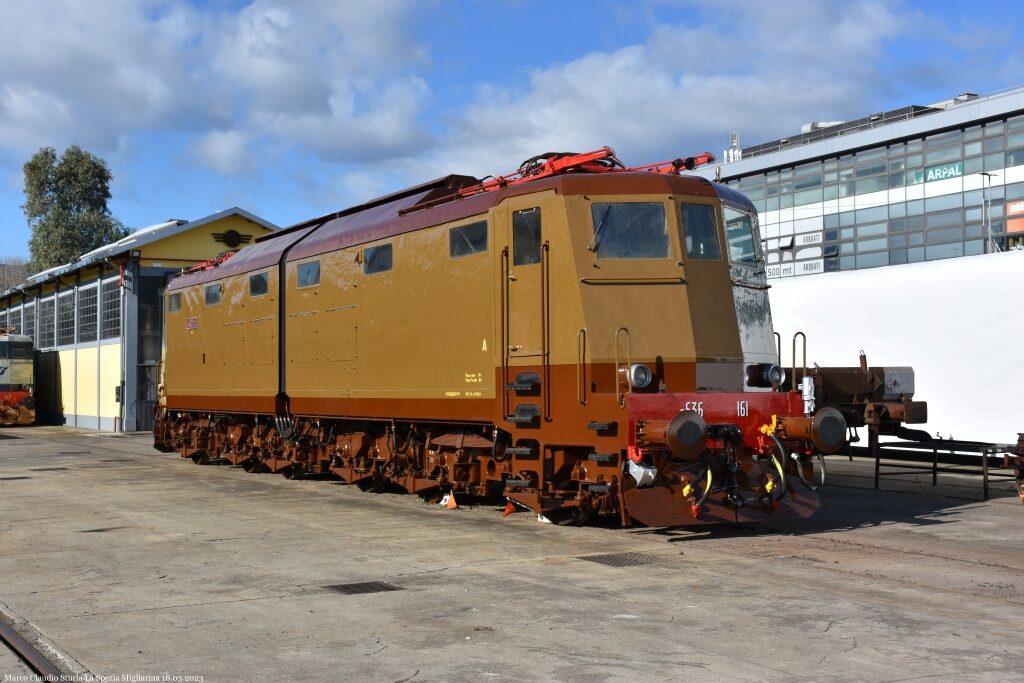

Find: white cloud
<box><xmin>426</xmin><ymin>1</ymin><xmax>907</xmax><ymax>176</ymax></box>
<box><xmin>0</xmin><ymin>0</ymin><xmax>226</xmax><ymax>155</ymax></box>
<box><xmin>189</xmin><ymin>130</ymin><xmax>254</xmax><ymax>176</ymax></box>
<box><xmin>0</xmin><ymin>0</ymin><xmax>430</xmax><ymax>169</ymax></box>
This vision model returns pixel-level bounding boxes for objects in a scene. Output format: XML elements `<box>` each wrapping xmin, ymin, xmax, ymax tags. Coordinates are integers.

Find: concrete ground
<box><xmin>0</xmin><ymin>426</ymin><xmax>1021</xmax><ymax>683</ymax></box>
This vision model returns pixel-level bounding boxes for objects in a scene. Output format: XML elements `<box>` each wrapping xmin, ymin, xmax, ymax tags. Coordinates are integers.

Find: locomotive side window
<box><xmin>249</xmin><ymin>272</ymin><xmax>269</xmax><ymax>296</ymax></box>
<box><xmin>204</xmin><ymin>283</ymin><xmax>222</xmax><ymax>305</ymax></box>
<box><xmin>449</xmin><ymin>221</ymin><xmax>488</xmax><ymax>258</ymax></box>
<box><xmin>297</xmin><ymin>261</ymin><xmax>320</xmax><ymax>288</ymax></box>
<box><xmin>167</xmin><ymin>293</ymin><xmax>182</xmax><ymax>313</ymax></box>
<box><xmin>364</xmin><ymin>244</ymin><xmax>392</xmax><ymax>274</ymax></box>
<box><xmin>513</xmin><ymin>207</ymin><xmax>542</xmax><ymax>265</ymax></box>
<box><xmin>588</xmin><ymin>202</ymin><xmax>668</xmax><ymax>258</ymax></box>
<box><xmin>723</xmin><ymin>206</ymin><xmax>758</xmax><ymax>264</ymax></box>
<box><xmin>681</xmin><ymin>204</ymin><xmax>721</xmax><ymax>260</ymax></box>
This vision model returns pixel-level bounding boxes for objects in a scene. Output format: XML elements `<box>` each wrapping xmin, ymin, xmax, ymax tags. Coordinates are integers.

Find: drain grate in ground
<box><xmin>324</xmin><ymin>581</ymin><xmax>404</xmax><ymax>595</ymax></box>
<box><xmin>0</xmin><ymin>476</ymin><xmax>31</xmax><ymax>481</ymax></box>
<box><xmin>577</xmin><ymin>552</ymin><xmax>659</xmax><ymax>568</ymax></box>
<box><xmin>30</xmin><ymin>467</ymin><xmax>69</xmax><ymax>471</ymax></box>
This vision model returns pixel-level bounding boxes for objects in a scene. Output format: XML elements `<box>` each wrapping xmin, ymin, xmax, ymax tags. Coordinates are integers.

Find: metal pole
<box><xmin>982</xmin><ymin>447</ymin><xmax>990</xmax><ymax>501</ymax></box>
<box><xmin>871</xmin><ymin>426</ymin><xmax>880</xmax><ymax>490</ymax></box>
<box><xmin>980</xmin><ymin>172</ymin><xmax>999</xmax><ymax>253</ymax></box>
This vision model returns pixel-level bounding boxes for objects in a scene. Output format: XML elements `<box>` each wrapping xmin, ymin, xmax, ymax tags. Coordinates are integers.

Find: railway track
<box><xmin>0</xmin><ymin>617</ymin><xmax>66</xmax><ymax>681</ymax></box>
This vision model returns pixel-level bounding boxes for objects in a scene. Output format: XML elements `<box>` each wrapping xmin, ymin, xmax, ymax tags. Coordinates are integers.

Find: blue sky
<box><xmin>1</xmin><ymin>0</ymin><xmax>1022</xmax><ymax>259</ymax></box>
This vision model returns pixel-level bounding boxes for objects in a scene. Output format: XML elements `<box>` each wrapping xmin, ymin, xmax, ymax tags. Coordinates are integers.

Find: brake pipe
<box><xmin>680</xmin><ymin>465</ymin><xmax>713</xmax><ymax>517</ymax></box>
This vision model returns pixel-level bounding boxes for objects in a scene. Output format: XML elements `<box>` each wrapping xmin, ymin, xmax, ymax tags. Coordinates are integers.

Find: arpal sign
<box><xmin>913</xmin><ymin>161</ymin><xmax>964</xmax><ymax>184</ymax></box>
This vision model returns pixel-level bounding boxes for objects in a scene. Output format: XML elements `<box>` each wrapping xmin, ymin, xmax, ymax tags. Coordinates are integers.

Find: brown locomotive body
<box><xmin>155</xmin><ymin>158</ymin><xmax>869</xmax><ymax>526</ymax></box>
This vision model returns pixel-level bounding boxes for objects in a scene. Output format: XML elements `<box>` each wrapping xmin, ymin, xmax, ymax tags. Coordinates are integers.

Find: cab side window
<box><xmin>167</xmin><ymin>292</ymin><xmax>182</xmax><ymax>312</ymax></box>
<box><xmin>723</xmin><ymin>206</ymin><xmax>758</xmax><ymax>264</ymax></box>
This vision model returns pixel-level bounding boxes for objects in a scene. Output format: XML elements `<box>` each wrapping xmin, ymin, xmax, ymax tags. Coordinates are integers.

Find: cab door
<box><xmin>497</xmin><ymin>201</ymin><xmax>548</xmax><ymax>421</ymax></box>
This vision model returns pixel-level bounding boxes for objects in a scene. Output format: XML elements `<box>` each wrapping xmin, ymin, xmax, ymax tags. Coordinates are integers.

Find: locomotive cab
<box><xmin>0</xmin><ymin>330</ymin><xmax>36</xmax><ymax>426</ymax></box>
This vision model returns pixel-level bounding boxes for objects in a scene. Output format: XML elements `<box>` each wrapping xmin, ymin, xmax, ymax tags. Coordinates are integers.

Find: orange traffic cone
<box><xmin>446</xmin><ymin>491</ymin><xmax>458</xmax><ymax>510</ymax></box>
<box><xmin>502</xmin><ymin>501</ymin><xmax>516</xmax><ymax>517</ymax></box>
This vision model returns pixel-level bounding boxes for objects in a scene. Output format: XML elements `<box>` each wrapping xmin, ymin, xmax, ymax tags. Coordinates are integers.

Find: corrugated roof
<box><xmin>2</xmin><ymin>207</ymin><xmax>278</xmax><ymax>297</ymax></box>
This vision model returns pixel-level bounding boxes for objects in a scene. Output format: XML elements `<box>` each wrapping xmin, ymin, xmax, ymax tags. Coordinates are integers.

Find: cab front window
<box><xmin>588</xmin><ymin>202</ymin><xmax>668</xmax><ymax>258</ymax></box>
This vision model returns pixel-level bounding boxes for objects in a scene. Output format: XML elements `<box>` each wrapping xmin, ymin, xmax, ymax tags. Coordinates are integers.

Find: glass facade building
<box><xmin>697</xmin><ymin>88</ymin><xmax>1024</xmax><ymax>278</ymax></box>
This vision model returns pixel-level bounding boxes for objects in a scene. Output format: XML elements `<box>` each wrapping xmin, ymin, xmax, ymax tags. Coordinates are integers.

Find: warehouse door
<box><xmin>136</xmin><ymin>277</ymin><xmax>164</xmax><ymax>431</ymax></box>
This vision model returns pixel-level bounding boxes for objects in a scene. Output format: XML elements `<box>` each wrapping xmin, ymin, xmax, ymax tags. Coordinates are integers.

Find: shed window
<box><xmin>22</xmin><ymin>303</ymin><xmax>35</xmax><ymax>342</ymax></box>
<box><xmin>513</xmin><ymin>208</ymin><xmax>542</xmax><ymax>265</ymax></box>
<box><xmin>297</xmin><ymin>261</ymin><xmax>320</xmax><ymax>288</ymax></box>
<box><xmin>78</xmin><ymin>287</ymin><xmax>98</xmax><ymax>342</ymax></box>
<box><xmin>680</xmin><ymin>204</ymin><xmax>721</xmax><ymax>260</ymax></box>
<box><xmin>39</xmin><ymin>299</ymin><xmax>56</xmax><ymax>348</ymax></box>
<box><xmin>205</xmin><ymin>283</ymin><xmax>222</xmax><ymax>305</ymax></box>
<box><xmin>57</xmin><ymin>292</ymin><xmax>75</xmax><ymax>345</ymax></box>
<box><xmin>249</xmin><ymin>272</ymin><xmax>269</xmax><ymax>296</ymax></box>
<box><xmin>100</xmin><ymin>280</ymin><xmax>120</xmax><ymax>339</ymax></box>
<box><xmin>449</xmin><ymin>221</ymin><xmax>488</xmax><ymax>257</ymax></box>
<box><xmin>588</xmin><ymin>202</ymin><xmax>668</xmax><ymax>258</ymax></box>
<box><xmin>364</xmin><ymin>244</ymin><xmax>392</xmax><ymax>274</ymax></box>
<box><xmin>167</xmin><ymin>292</ymin><xmax>182</xmax><ymax>312</ymax></box>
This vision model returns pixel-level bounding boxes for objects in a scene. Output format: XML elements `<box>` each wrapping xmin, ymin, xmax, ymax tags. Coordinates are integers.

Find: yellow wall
<box><xmin>99</xmin><ymin>343</ymin><xmax>122</xmax><ymax>419</ymax></box>
<box><xmin>58</xmin><ymin>350</ymin><xmax>76</xmax><ymax>416</ymax></box>
<box><xmin>76</xmin><ymin>347</ymin><xmax>99</xmax><ymax>417</ymax></box>
<box><xmin>141</xmin><ymin>215</ymin><xmax>274</xmax><ymax>268</ymax></box>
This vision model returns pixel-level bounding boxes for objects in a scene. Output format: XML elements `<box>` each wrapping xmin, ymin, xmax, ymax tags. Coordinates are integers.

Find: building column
<box><xmin>122</xmin><ymin>262</ymin><xmax>140</xmax><ymax>432</ymax></box>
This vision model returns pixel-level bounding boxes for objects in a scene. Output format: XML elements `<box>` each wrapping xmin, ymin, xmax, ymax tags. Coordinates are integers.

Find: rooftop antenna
<box><xmin>724</xmin><ymin>131</ymin><xmax>741</xmax><ymax>163</ymax></box>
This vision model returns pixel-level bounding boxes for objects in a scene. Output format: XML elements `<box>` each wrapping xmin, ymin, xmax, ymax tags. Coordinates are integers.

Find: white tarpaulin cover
<box><xmin>769</xmin><ymin>250</ymin><xmax>1023</xmax><ymax>443</ymax></box>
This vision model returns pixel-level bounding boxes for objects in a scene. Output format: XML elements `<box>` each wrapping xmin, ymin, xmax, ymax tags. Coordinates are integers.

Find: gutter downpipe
<box><xmin>275</xmin><ymin>222</ymin><xmax>330</xmax><ymax>417</ymax></box>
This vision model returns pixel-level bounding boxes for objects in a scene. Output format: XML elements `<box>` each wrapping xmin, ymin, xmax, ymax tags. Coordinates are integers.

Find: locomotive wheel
<box><xmin>547</xmin><ymin>506</ymin><xmax>594</xmax><ymax>526</ymax></box>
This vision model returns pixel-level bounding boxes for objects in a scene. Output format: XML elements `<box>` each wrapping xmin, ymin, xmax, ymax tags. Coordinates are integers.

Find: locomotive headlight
<box><xmin>746</xmin><ymin>363</ymin><xmax>786</xmax><ymax>388</ymax></box>
<box><xmin>628</xmin><ymin>363</ymin><xmax>653</xmax><ymax>389</ymax></box>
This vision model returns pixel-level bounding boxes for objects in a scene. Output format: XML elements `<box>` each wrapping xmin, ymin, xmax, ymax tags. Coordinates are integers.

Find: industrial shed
<box><xmin>0</xmin><ymin>207</ymin><xmax>277</xmax><ymax>431</ymax></box>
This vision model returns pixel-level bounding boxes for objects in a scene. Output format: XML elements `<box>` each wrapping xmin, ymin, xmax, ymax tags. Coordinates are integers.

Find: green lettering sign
<box><xmin>913</xmin><ymin>161</ymin><xmax>963</xmax><ymax>184</ymax></box>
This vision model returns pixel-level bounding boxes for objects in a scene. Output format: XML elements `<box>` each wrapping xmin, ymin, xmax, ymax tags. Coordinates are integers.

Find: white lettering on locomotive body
<box><xmin>737</xmin><ymin>400</ymin><xmax>749</xmax><ymax>417</ymax></box>
<box><xmin>683</xmin><ymin>401</ymin><xmax>704</xmax><ymax>416</ymax></box>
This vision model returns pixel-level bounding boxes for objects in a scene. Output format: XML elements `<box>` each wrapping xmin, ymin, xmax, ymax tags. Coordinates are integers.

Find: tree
<box><xmin>23</xmin><ymin>145</ymin><xmax>130</xmax><ymax>273</ymax></box>
<box><xmin>0</xmin><ymin>256</ymin><xmax>30</xmax><ymax>291</ymax></box>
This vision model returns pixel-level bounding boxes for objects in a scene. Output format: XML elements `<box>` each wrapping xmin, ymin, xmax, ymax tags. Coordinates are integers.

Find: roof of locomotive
<box><xmin>0</xmin><ymin>332</ymin><xmax>31</xmax><ymax>343</ymax></box>
<box><xmin>169</xmin><ymin>171</ymin><xmax>749</xmax><ymax>291</ymax></box>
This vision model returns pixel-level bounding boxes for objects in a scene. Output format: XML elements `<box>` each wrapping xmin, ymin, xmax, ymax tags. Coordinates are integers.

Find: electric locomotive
<box><xmin>155</xmin><ymin>148</ymin><xmax>919</xmax><ymax>526</ymax></box>
<box><xmin>0</xmin><ymin>326</ymin><xmax>35</xmax><ymax>426</ymax></box>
